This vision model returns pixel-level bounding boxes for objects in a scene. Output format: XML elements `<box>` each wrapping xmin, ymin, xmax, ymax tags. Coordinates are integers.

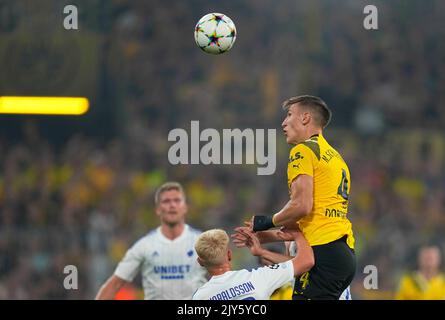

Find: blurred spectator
<box><xmin>395</xmin><ymin>245</ymin><xmax>445</xmax><ymax>300</ymax></box>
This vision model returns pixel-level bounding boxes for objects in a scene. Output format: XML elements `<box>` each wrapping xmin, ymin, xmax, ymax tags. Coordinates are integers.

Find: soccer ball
<box><xmin>194</xmin><ymin>13</ymin><xmax>236</xmax><ymax>55</ymax></box>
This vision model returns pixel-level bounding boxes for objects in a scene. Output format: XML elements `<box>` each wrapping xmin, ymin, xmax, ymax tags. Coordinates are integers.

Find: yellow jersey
<box><xmin>287</xmin><ymin>133</ymin><xmax>355</xmax><ymax>248</ymax></box>
<box><xmin>270</xmin><ymin>283</ymin><xmax>293</xmax><ymax>300</ymax></box>
<box><xmin>395</xmin><ymin>272</ymin><xmax>445</xmax><ymax>300</ymax></box>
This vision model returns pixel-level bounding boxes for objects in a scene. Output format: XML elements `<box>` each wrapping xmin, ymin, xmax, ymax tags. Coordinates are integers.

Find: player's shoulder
<box><xmin>396</xmin><ymin>272</ymin><xmax>412</xmax><ymax>284</ymax></box>
<box><xmin>123</xmin><ymin>230</ymin><xmax>158</xmax><ymax>254</ymax></box>
<box><xmin>256</xmin><ymin>261</ymin><xmax>292</xmax><ymax>272</ymax></box>
<box><xmin>192</xmin><ymin>287</ymin><xmax>207</xmax><ymax>300</ymax></box>
<box><xmin>191</xmin><ymin>292</ymin><xmax>200</xmax><ymax>300</ymax></box>
<box><xmin>145</xmin><ymin>228</ymin><xmax>159</xmax><ymax>239</ymax></box>
<box><xmin>247</xmin><ymin>261</ymin><xmax>292</xmax><ymax>280</ymax></box>
<box><xmin>134</xmin><ymin>228</ymin><xmax>159</xmax><ymax>246</ymax></box>
<box><xmin>290</xmin><ymin>135</ymin><xmax>321</xmax><ymax>161</ymax></box>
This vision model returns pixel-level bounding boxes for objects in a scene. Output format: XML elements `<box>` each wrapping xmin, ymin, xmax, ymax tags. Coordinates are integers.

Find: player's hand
<box><xmin>230</xmin><ymin>220</ymin><xmax>253</xmax><ymax>247</ymax></box>
<box><xmin>231</xmin><ymin>226</ymin><xmax>251</xmax><ymax>248</ymax></box>
<box><xmin>276</xmin><ymin>225</ymin><xmax>302</xmax><ymax>242</ymax></box>
<box><xmin>241</xmin><ymin>229</ymin><xmax>265</xmax><ymax>257</ymax></box>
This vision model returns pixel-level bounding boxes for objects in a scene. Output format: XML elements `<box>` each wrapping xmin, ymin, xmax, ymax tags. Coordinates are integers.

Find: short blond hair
<box><xmin>154</xmin><ymin>181</ymin><xmax>186</xmax><ymax>205</ymax></box>
<box><xmin>195</xmin><ymin>229</ymin><xmax>229</xmax><ymax>267</ymax></box>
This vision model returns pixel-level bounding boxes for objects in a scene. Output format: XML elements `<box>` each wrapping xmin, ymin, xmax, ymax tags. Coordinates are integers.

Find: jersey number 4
<box><xmin>337</xmin><ymin>169</ymin><xmax>349</xmax><ymax>200</ymax></box>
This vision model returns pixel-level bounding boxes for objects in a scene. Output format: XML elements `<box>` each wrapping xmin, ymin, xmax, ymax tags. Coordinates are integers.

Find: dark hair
<box><xmin>282</xmin><ymin>95</ymin><xmax>332</xmax><ymax>128</ymax></box>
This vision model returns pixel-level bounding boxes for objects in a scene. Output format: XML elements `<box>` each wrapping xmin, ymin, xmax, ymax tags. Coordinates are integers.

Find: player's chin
<box><xmin>285</xmin><ymin>134</ymin><xmax>299</xmax><ymax>145</ymax></box>
<box><xmin>163</xmin><ymin>212</ymin><xmax>177</xmax><ymax>220</ymax></box>
<box><xmin>166</xmin><ymin>212</ymin><xmax>180</xmax><ymax>220</ymax></box>
<box><xmin>164</xmin><ymin>217</ymin><xmax>181</xmax><ymax>226</ymax></box>
<box><xmin>166</xmin><ymin>212</ymin><xmax>185</xmax><ymax>222</ymax></box>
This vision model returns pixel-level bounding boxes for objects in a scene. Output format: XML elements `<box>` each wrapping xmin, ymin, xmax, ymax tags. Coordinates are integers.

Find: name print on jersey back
<box><xmin>192</xmin><ymin>261</ymin><xmax>294</xmax><ymax>300</ymax></box>
<box><xmin>209</xmin><ymin>281</ymin><xmax>256</xmax><ymax>300</ymax></box>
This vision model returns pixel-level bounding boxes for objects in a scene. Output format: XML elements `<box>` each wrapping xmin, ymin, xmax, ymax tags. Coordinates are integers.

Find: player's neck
<box><xmin>420</xmin><ymin>269</ymin><xmax>438</xmax><ymax>280</ymax></box>
<box><xmin>303</xmin><ymin>126</ymin><xmax>322</xmax><ymax>141</ymax></box>
<box><xmin>209</xmin><ymin>263</ymin><xmax>232</xmax><ymax>277</ymax></box>
<box><xmin>160</xmin><ymin>222</ymin><xmax>185</xmax><ymax>240</ymax></box>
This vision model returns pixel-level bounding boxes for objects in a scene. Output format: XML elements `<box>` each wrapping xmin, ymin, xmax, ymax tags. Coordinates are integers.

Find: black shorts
<box><xmin>292</xmin><ymin>236</ymin><xmax>356</xmax><ymax>300</ymax></box>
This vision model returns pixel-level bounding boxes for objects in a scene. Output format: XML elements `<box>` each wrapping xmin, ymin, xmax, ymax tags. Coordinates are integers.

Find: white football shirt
<box><xmin>114</xmin><ymin>224</ymin><xmax>207</xmax><ymax>300</ymax></box>
<box><xmin>192</xmin><ymin>260</ymin><xmax>294</xmax><ymax>300</ymax></box>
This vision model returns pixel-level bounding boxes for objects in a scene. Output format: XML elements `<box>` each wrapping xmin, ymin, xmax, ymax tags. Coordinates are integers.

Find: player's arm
<box><xmin>258</xmin><ymin>249</ymin><xmax>292</xmax><ymax>264</ymax></box>
<box><xmin>253</xmin><ymin>226</ymin><xmax>314</xmax><ymax>276</ymax></box>
<box><xmin>284</xmin><ymin>227</ymin><xmax>314</xmax><ymax>276</ymax></box>
<box><xmin>235</xmin><ymin>229</ymin><xmax>293</xmax><ymax>264</ymax></box>
<box><xmin>232</xmin><ymin>222</ymin><xmax>286</xmax><ymax>245</ymax></box>
<box><xmin>95</xmin><ymin>275</ymin><xmax>129</xmax><ymax>300</ymax></box>
<box><xmin>251</xmin><ymin>175</ymin><xmax>313</xmax><ymax>231</ymax></box>
<box><xmin>270</xmin><ymin>174</ymin><xmax>313</xmax><ymax>228</ymax></box>
<box><xmin>232</xmin><ymin>222</ymin><xmax>304</xmax><ymax>247</ymax></box>
<box><xmin>247</xmin><ymin>227</ymin><xmax>314</xmax><ymax>298</ymax></box>
<box><xmin>95</xmin><ymin>239</ymin><xmax>145</xmax><ymax>300</ymax></box>
<box><xmin>250</xmin><ymin>229</ymin><xmax>281</xmax><ymax>243</ymax></box>
<box><xmin>252</xmin><ymin>143</ymin><xmax>315</xmax><ymax>232</ymax></box>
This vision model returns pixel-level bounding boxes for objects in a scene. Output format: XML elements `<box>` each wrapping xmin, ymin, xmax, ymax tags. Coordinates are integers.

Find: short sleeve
<box><xmin>251</xmin><ymin>260</ymin><xmax>294</xmax><ymax>298</ymax></box>
<box><xmin>287</xmin><ymin>143</ymin><xmax>317</xmax><ymax>188</ymax></box>
<box><xmin>114</xmin><ymin>239</ymin><xmax>145</xmax><ymax>282</ymax></box>
<box><xmin>192</xmin><ymin>289</ymin><xmax>202</xmax><ymax>300</ymax></box>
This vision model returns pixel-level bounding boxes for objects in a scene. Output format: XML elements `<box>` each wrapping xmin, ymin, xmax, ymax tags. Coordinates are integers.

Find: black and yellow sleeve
<box><xmin>287</xmin><ymin>143</ymin><xmax>318</xmax><ymax>188</ymax></box>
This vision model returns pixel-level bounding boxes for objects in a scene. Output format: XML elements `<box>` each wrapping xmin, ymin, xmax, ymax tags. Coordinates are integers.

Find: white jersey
<box><xmin>192</xmin><ymin>260</ymin><xmax>294</xmax><ymax>300</ymax></box>
<box><xmin>114</xmin><ymin>224</ymin><xmax>207</xmax><ymax>300</ymax></box>
<box><xmin>339</xmin><ymin>286</ymin><xmax>352</xmax><ymax>300</ymax></box>
<box><xmin>288</xmin><ymin>241</ymin><xmax>352</xmax><ymax>300</ymax></box>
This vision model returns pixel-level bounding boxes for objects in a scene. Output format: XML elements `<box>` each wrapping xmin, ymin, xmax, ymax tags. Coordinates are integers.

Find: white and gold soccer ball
<box><xmin>194</xmin><ymin>13</ymin><xmax>237</xmax><ymax>55</ymax></box>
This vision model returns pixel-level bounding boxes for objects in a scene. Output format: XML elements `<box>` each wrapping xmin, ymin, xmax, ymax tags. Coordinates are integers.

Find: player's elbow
<box><xmin>301</xmin><ymin>246</ymin><xmax>315</xmax><ymax>272</ymax></box>
<box><xmin>303</xmin><ymin>249</ymin><xmax>315</xmax><ymax>272</ymax></box>
<box><xmin>299</xmin><ymin>198</ymin><xmax>313</xmax><ymax>217</ymax></box>
<box><xmin>292</xmin><ymin>247</ymin><xmax>315</xmax><ymax>275</ymax></box>
<box><xmin>287</xmin><ymin>199</ymin><xmax>312</xmax><ymax>220</ymax></box>
<box><xmin>96</xmin><ymin>275</ymin><xmax>126</xmax><ymax>300</ymax></box>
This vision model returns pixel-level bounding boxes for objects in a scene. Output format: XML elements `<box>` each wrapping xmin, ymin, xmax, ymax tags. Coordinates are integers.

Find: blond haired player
<box><xmin>232</xmin><ymin>228</ymin><xmax>352</xmax><ymax>300</ymax></box>
<box><xmin>192</xmin><ymin>228</ymin><xmax>314</xmax><ymax>300</ymax></box>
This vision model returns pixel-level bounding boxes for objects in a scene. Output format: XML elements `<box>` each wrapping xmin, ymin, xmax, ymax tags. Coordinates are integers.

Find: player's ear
<box><xmin>228</xmin><ymin>249</ymin><xmax>232</xmax><ymax>262</ymax></box>
<box><xmin>197</xmin><ymin>257</ymin><xmax>204</xmax><ymax>267</ymax></box>
<box><xmin>155</xmin><ymin>206</ymin><xmax>161</xmax><ymax>217</ymax></box>
<box><xmin>301</xmin><ymin>111</ymin><xmax>311</xmax><ymax>126</ymax></box>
